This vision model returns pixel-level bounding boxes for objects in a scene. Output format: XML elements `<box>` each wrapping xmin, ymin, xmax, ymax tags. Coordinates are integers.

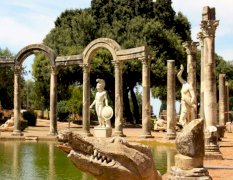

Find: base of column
<box><xmin>113</xmin><ymin>130</ymin><xmax>126</xmax><ymax>137</ymax></box>
<box><xmin>166</xmin><ymin>131</ymin><xmax>176</xmax><ymax>140</ymax></box>
<box><xmin>205</xmin><ymin>144</ymin><xmax>223</xmax><ymax>160</ymax></box>
<box><xmin>47</xmin><ymin>132</ymin><xmax>58</xmax><ymax>136</ymax></box>
<box><xmin>80</xmin><ymin>131</ymin><xmax>93</xmax><ymax>137</ymax></box>
<box><xmin>140</xmin><ymin>134</ymin><xmax>154</xmax><ymax>138</ymax></box>
<box><xmin>168</xmin><ymin>166</ymin><xmax>212</xmax><ymax>180</ymax></box>
<box><xmin>216</xmin><ymin>125</ymin><xmax>225</xmax><ymax>138</ymax></box>
<box><xmin>12</xmin><ymin>130</ymin><xmax>23</xmax><ymax>136</ymax></box>
<box><xmin>205</xmin><ymin>132</ymin><xmax>223</xmax><ymax>160</ymax></box>
<box><xmin>140</xmin><ymin>132</ymin><xmax>154</xmax><ymax>138</ymax></box>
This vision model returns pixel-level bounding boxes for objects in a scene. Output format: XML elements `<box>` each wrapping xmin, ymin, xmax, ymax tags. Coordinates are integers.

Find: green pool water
<box><xmin>0</xmin><ymin>141</ymin><xmax>176</xmax><ymax>180</ymax></box>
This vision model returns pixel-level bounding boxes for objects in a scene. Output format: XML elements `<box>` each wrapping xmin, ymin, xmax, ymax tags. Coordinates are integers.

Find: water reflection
<box><xmin>0</xmin><ymin>141</ymin><xmax>176</xmax><ymax>179</ymax></box>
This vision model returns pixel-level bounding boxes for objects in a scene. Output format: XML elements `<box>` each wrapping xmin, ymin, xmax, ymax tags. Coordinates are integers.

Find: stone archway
<box><xmin>81</xmin><ymin>38</ymin><xmax>122</xmax><ymax>136</ymax></box>
<box><xmin>12</xmin><ymin>44</ymin><xmax>57</xmax><ymax>136</ymax></box>
<box><xmin>81</xmin><ymin>38</ymin><xmax>152</xmax><ymax>138</ymax></box>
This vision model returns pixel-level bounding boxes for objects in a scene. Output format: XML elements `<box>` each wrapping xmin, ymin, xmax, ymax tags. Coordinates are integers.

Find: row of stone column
<box><xmin>12</xmin><ymin>66</ymin><xmax>58</xmax><ymax>136</ymax></box>
<box><xmin>166</xmin><ymin>41</ymin><xmax>198</xmax><ymax>140</ymax></box>
<box><xmin>167</xmin><ymin>6</ymin><xmax>230</xmax><ymax>160</ymax></box>
<box><xmin>11</xmin><ymin>57</ymin><xmax>152</xmax><ymax>138</ymax></box>
<box><xmin>81</xmin><ymin>59</ymin><xmax>152</xmax><ymax>138</ymax></box>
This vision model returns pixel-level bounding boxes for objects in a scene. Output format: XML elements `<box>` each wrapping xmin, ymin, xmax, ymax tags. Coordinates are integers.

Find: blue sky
<box><xmin>0</xmin><ymin>0</ymin><xmax>232</xmax><ymax>115</ymax></box>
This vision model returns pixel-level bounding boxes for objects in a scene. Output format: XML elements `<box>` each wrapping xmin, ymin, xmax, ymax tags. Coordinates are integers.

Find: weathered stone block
<box><xmin>176</xmin><ymin>119</ymin><xmax>204</xmax><ymax>157</ymax></box>
<box><xmin>175</xmin><ymin>154</ymin><xmax>203</xmax><ymax>170</ymax></box>
<box><xmin>94</xmin><ymin>127</ymin><xmax>112</xmax><ymax>137</ymax></box>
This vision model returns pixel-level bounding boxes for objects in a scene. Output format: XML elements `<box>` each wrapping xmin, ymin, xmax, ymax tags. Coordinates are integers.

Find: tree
<box><xmin>0</xmin><ymin>48</ymin><xmax>14</xmax><ymax>109</ymax></box>
<box><xmin>33</xmin><ymin>0</ymin><xmax>191</xmax><ymax>122</ymax></box>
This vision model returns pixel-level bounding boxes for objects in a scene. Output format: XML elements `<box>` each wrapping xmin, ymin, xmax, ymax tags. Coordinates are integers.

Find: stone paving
<box><xmin>1</xmin><ymin>119</ymin><xmax>233</xmax><ymax>179</ymax></box>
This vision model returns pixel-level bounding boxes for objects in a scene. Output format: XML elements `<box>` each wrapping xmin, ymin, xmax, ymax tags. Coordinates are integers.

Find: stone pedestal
<box><xmin>204</xmin><ymin>128</ymin><xmax>223</xmax><ymax>160</ymax></box>
<box><xmin>169</xmin><ymin>153</ymin><xmax>211</xmax><ymax>180</ymax></box>
<box><xmin>169</xmin><ymin>166</ymin><xmax>212</xmax><ymax>180</ymax></box>
<box><xmin>94</xmin><ymin>127</ymin><xmax>112</xmax><ymax>138</ymax></box>
<box><xmin>169</xmin><ymin>119</ymin><xmax>212</xmax><ymax>179</ymax></box>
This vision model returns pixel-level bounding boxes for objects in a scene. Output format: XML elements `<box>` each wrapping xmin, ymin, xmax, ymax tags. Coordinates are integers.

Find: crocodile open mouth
<box><xmin>69</xmin><ymin>147</ymin><xmax>116</xmax><ymax>167</ymax></box>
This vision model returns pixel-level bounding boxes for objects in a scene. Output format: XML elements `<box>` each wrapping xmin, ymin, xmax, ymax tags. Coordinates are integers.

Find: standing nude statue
<box><xmin>90</xmin><ymin>79</ymin><xmax>109</xmax><ymax>127</ymax></box>
<box><xmin>177</xmin><ymin>65</ymin><xmax>196</xmax><ymax>126</ymax></box>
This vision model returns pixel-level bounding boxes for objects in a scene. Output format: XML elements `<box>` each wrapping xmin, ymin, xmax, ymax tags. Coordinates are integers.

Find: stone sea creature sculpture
<box><xmin>168</xmin><ymin>119</ymin><xmax>212</xmax><ymax>179</ymax></box>
<box><xmin>57</xmin><ymin>130</ymin><xmax>162</xmax><ymax>180</ymax></box>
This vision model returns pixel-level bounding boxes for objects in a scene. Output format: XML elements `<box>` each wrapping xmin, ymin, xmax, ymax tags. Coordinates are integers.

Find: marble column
<box><xmin>140</xmin><ymin>58</ymin><xmax>153</xmax><ymax>138</ymax></box>
<box><xmin>183</xmin><ymin>41</ymin><xmax>198</xmax><ymax>120</ymax></box>
<box><xmin>225</xmin><ymin>82</ymin><xmax>229</xmax><ymax>123</ymax></box>
<box><xmin>201</xmin><ymin>6</ymin><xmax>222</xmax><ymax>159</ymax></box>
<box><xmin>197</xmin><ymin>32</ymin><xmax>205</xmax><ymax>120</ymax></box>
<box><xmin>166</xmin><ymin>60</ymin><xmax>176</xmax><ymax>140</ymax></box>
<box><xmin>82</xmin><ymin>64</ymin><xmax>92</xmax><ymax>136</ymax></box>
<box><xmin>12</xmin><ymin>66</ymin><xmax>23</xmax><ymax>136</ymax></box>
<box><xmin>113</xmin><ymin>61</ymin><xmax>125</xmax><ymax>137</ymax></box>
<box><xmin>48</xmin><ymin>67</ymin><xmax>58</xmax><ymax>135</ymax></box>
<box><xmin>219</xmin><ymin>74</ymin><xmax>226</xmax><ymax>126</ymax></box>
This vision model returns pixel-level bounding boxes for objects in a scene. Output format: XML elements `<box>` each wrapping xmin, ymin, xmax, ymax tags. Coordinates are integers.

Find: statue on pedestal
<box><xmin>90</xmin><ymin>79</ymin><xmax>112</xmax><ymax>128</ymax></box>
<box><xmin>177</xmin><ymin>65</ymin><xmax>196</xmax><ymax>126</ymax></box>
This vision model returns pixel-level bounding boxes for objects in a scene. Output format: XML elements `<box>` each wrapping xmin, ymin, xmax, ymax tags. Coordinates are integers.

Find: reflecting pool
<box><xmin>0</xmin><ymin>141</ymin><xmax>176</xmax><ymax>179</ymax></box>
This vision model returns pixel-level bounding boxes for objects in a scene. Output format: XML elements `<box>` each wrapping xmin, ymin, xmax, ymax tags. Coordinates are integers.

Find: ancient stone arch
<box><xmin>80</xmin><ymin>38</ymin><xmax>152</xmax><ymax>138</ymax></box>
<box><xmin>13</xmin><ymin>43</ymin><xmax>58</xmax><ymax>136</ymax></box>
<box><xmin>0</xmin><ymin>38</ymin><xmax>152</xmax><ymax>138</ymax></box>
<box><xmin>15</xmin><ymin>44</ymin><xmax>56</xmax><ymax>67</ymax></box>
<box><xmin>82</xmin><ymin>38</ymin><xmax>121</xmax><ymax>64</ymax></box>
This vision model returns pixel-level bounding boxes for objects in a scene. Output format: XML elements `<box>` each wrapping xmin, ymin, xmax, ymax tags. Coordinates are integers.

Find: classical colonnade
<box><xmin>166</xmin><ymin>6</ymin><xmax>230</xmax><ymax>160</ymax></box>
<box><xmin>0</xmin><ymin>38</ymin><xmax>153</xmax><ymax>138</ymax></box>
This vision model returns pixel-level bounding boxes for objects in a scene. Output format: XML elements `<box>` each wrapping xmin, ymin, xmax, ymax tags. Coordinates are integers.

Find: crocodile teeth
<box><xmin>93</xmin><ymin>149</ymin><xmax>97</xmax><ymax>157</ymax></box>
<box><xmin>97</xmin><ymin>153</ymin><xmax>101</xmax><ymax>159</ymax></box>
<box><xmin>101</xmin><ymin>155</ymin><xmax>106</xmax><ymax>160</ymax></box>
<box><xmin>102</xmin><ymin>160</ymin><xmax>107</xmax><ymax>164</ymax></box>
<box><xmin>89</xmin><ymin>155</ymin><xmax>94</xmax><ymax>161</ymax></box>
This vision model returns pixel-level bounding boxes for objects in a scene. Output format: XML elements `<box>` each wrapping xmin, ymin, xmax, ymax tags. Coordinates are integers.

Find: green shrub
<box><xmin>57</xmin><ymin>101</ymin><xmax>69</xmax><ymax>122</ymax></box>
<box><xmin>22</xmin><ymin>110</ymin><xmax>37</xmax><ymax>126</ymax></box>
<box><xmin>20</xmin><ymin>120</ymin><xmax>28</xmax><ymax>131</ymax></box>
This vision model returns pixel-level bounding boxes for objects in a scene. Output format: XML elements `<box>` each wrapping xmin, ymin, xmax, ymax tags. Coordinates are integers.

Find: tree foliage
<box><xmin>33</xmin><ymin>0</ymin><xmax>192</xmax><ymax>122</ymax></box>
<box><xmin>0</xmin><ymin>48</ymin><xmax>14</xmax><ymax>109</ymax></box>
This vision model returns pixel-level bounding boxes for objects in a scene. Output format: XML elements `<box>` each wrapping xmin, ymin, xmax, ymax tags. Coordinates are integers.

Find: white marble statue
<box><xmin>0</xmin><ymin>116</ymin><xmax>14</xmax><ymax>131</ymax></box>
<box><xmin>177</xmin><ymin>64</ymin><xmax>196</xmax><ymax>126</ymax></box>
<box><xmin>90</xmin><ymin>79</ymin><xmax>111</xmax><ymax>127</ymax></box>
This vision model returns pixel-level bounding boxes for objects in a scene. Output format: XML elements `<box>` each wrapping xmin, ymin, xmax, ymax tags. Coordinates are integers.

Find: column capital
<box><xmin>200</xmin><ymin>20</ymin><xmax>219</xmax><ymax>37</ymax></box>
<box><xmin>112</xmin><ymin>60</ymin><xmax>123</xmax><ymax>68</ymax></box>
<box><xmin>81</xmin><ymin>63</ymin><xmax>90</xmax><ymax>72</ymax></box>
<box><xmin>197</xmin><ymin>32</ymin><xmax>204</xmax><ymax>47</ymax></box>
<box><xmin>50</xmin><ymin>66</ymin><xmax>58</xmax><ymax>75</ymax></box>
<box><xmin>14</xmin><ymin>65</ymin><xmax>22</xmax><ymax>74</ymax></box>
<box><xmin>140</xmin><ymin>57</ymin><xmax>151</xmax><ymax>65</ymax></box>
<box><xmin>183</xmin><ymin>41</ymin><xmax>199</xmax><ymax>55</ymax></box>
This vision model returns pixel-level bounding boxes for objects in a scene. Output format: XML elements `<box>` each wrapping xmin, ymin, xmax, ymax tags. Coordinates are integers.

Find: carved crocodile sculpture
<box><xmin>57</xmin><ymin>130</ymin><xmax>162</xmax><ymax>180</ymax></box>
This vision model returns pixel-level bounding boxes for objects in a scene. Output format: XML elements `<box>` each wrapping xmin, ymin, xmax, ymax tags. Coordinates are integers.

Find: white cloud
<box><xmin>0</xmin><ymin>0</ymin><xmax>92</xmax><ymax>53</ymax></box>
<box><xmin>172</xmin><ymin>0</ymin><xmax>233</xmax><ymax>60</ymax></box>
